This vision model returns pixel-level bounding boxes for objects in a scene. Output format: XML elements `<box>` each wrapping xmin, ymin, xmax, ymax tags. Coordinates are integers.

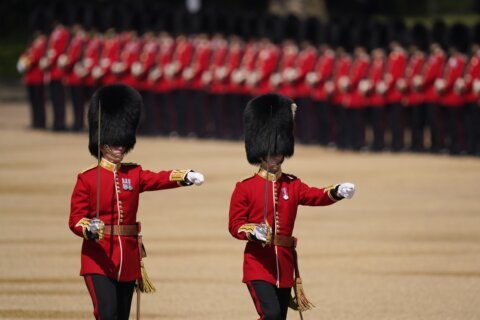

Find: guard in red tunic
<box><xmin>17</xmin><ymin>30</ymin><xmax>48</xmax><ymax>129</ymax></box>
<box><xmin>183</xmin><ymin>33</ymin><xmax>212</xmax><ymax>137</ymax></box>
<box><xmin>381</xmin><ymin>40</ymin><xmax>407</xmax><ymax>151</ymax></box>
<box><xmin>342</xmin><ymin>45</ymin><xmax>370</xmax><ymax>150</ymax></box>
<box><xmin>404</xmin><ymin>24</ymin><xmax>429</xmax><ymax>152</ymax></box>
<box><xmin>436</xmin><ymin>24</ymin><xmax>469</xmax><ymax>155</ymax></box>
<box><xmin>41</xmin><ymin>21</ymin><xmax>70</xmax><ymax>131</ymax></box>
<box><xmin>131</xmin><ymin>31</ymin><xmax>159</xmax><ymax>135</ymax></box>
<box><xmin>308</xmin><ymin>45</ymin><xmax>336</xmax><ymax>145</ymax></box>
<box><xmin>330</xmin><ymin>47</ymin><xmax>352</xmax><ymax>149</ymax></box>
<box><xmin>149</xmin><ymin>32</ymin><xmax>175</xmax><ymax>135</ymax></box>
<box><xmin>69</xmin><ymin>84</ymin><xmax>205</xmax><ymax>320</ymax></box>
<box><xmin>92</xmin><ymin>28</ymin><xmax>122</xmax><ymax>86</ymax></box>
<box><xmin>367</xmin><ymin>48</ymin><xmax>387</xmax><ymax>151</ymax></box>
<box><xmin>229</xmin><ymin>93</ymin><xmax>355</xmax><ymax>320</ymax></box>
<box><xmin>79</xmin><ymin>30</ymin><xmax>103</xmax><ymax>100</ymax></box>
<box><xmin>415</xmin><ymin>42</ymin><xmax>446</xmax><ymax>153</ymax></box>
<box><xmin>165</xmin><ymin>34</ymin><xmax>194</xmax><ymax>137</ymax></box>
<box><xmin>60</xmin><ymin>24</ymin><xmax>87</xmax><ymax>131</ymax></box>
<box><xmin>246</xmin><ymin>38</ymin><xmax>280</xmax><ymax>96</ymax></box>
<box><xmin>462</xmin><ymin>27</ymin><xmax>480</xmax><ymax>155</ymax></box>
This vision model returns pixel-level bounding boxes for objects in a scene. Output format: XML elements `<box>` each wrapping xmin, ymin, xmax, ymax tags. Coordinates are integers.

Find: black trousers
<box><xmin>137</xmin><ymin>90</ymin><xmax>156</xmax><ymax>135</ymax></box>
<box><xmin>410</xmin><ymin>104</ymin><xmax>426</xmax><ymax>151</ymax></box>
<box><xmin>172</xmin><ymin>89</ymin><xmax>188</xmax><ymax>136</ymax></box>
<box><xmin>332</xmin><ymin>104</ymin><xmax>346</xmax><ymax>148</ymax></box>
<box><xmin>296</xmin><ymin>97</ymin><xmax>314</xmax><ymax>143</ymax></box>
<box><xmin>465</xmin><ymin>103</ymin><xmax>480</xmax><ymax>155</ymax></box>
<box><xmin>426</xmin><ymin>103</ymin><xmax>442</xmax><ymax>152</ymax></box>
<box><xmin>387</xmin><ymin>103</ymin><xmax>403</xmax><ymax>151</ymax></box>
<box><xmin>368</xmin><ymin>107</ymin><xmax>384</xmax><ymax>151</ymax></box>
<box><xmin>225</xmin><ymin>93</ymin><xmax>247</xmax><ymax>140</ymax></box>
<box><xmin>443</xmin><ymin>106</ymin><xmax>464</xmax><ymax>155</ymax></box>
<box><xmin>246</xmin><ymin>280</ymin><xmax>291</xmax><ymax>320</ymax></box>
<box><xmin>49</xmin><ymin>80</ymin><xmax>66</xmax><ymax>131</ymax></box>
<box><xmin>209</xmin><ymin>93</ymin><xmax>224</xmax><ymax>138</ymax></box>
<box><xmin>84</xmin><ymin>274</ymin><xmax>136</xmax><ymax>320</ymax></box>
<box><xmin>344</xmin><ymin>108</ymin><xmax>365</xmax><ymax>150</ymax></box>
<box><xmin>27</xmin><ymin>84</ymin><xmax>46</xmax><ymax>128</ymax></box>
<box><xmin>69</xmin><ymin>85</ymin><xmax>85</xmax><ymax>131</ymax></box>
<box><xmin>188</xmin><ymin>89</ymin><xmax>207</xmax><ymax>138</ymax></box>
<box><xmin>314</xmin><ymin>100</ymin><xmax>331</xmax><ymax>146</ymax></box>
<box><xmin>150</xmin><ymin>92</ymin><xmax>170</xmax><ymax>135</ymax></box>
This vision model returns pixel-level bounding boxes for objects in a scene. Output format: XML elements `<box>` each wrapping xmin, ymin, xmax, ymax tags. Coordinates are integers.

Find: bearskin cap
<box><xmin>88</xmin><ymin>84</ymin><xmax>141</xmax><ymax>158</ymax></box>
<box><xmin>244</xmin><ymin>93</ymin><xmax>296</xmax><ymax>165</ymax></box>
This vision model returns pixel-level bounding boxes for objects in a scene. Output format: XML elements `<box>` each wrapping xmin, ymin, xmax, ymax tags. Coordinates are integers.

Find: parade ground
<box><xmin>0</xmin><ymin>101</ymin><xmax>479</xmax><ymax>320</ymax></box>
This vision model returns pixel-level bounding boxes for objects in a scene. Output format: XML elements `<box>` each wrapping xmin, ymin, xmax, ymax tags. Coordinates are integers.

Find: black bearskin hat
<box><xmin>448</xmin><ymin>23</ymin><xmax>470</xmax><ymax>53</ymax></box>
<box><xmin>88</xmin><ymin>84</ymin><xmax>142</xmax><ymax>158</ymax></box>
<box><xmin>244</xmin><ymin>93</ymin><xmax>296</xmax><ymax>165</ymax></box>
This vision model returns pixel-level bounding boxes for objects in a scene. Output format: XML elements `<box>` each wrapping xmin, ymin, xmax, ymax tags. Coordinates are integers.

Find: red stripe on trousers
<box><xmin>84</xmin><ymin>275</ymin><xmax>100</xmax><ymax>320</ymax></box>
<box><xmin>246</xmin><ymin>281</ymin><xmax>265</xmax><ymax>320</ymax></box>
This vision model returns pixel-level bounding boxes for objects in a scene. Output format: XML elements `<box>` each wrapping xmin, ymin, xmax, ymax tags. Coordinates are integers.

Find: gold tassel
<box><xmin>289</xmin><ymin>277</ymin><xmax>315</xmax><ymax>312</ymax></box>
<box><xmin>138</xmin><ymin>261</ymin><xmax>156</xmax><ymax>293</ymax></box>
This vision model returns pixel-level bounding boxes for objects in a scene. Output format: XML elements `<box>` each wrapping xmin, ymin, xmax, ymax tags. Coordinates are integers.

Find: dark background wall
<box><xmin>1</xmin><ymin>0</ymin><xmax>479</xmax><ymax>80</ymax></box>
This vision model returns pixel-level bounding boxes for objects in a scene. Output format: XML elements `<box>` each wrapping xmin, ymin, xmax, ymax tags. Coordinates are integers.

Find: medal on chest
<box><xmin>281</xmin><ymin>187</ymin><xmax>289</xmax><ymax>200</ymax></box>
<box><xmin>122</xmin><ymin>178</ymin><xmax>133</xmax><ymax>191</ymax></box>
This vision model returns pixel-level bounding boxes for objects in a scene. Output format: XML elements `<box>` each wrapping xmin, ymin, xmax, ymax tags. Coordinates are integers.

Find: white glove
<box><xmin>253</xmin><ymin>223</ymin><xmax>271</xmax><ymax>242</ymax></box>
<box><xmin>186</xmin><ymin>171</ymin><xmax>204</xmax><ymax>186</ymax></box>
<box><xmin>337</xmin><ymin>182</ymin><xmax>355</xmax><ymax>199</ymax></box>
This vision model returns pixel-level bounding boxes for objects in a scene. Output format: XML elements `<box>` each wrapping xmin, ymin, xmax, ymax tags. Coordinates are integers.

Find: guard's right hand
<box><xmin>238</xmin><ymin>223</ymin><xmax>272</xmax><ymax>244</ymax></box>
<box><xmin>75</xmin><ymin>218</ymin><xmax>104</xmax><ymax>241</ymax></box>
<box><xmin>251</xmin><ymin>223</ymin><xmax>271</xmax><ymax>243</ymax></box>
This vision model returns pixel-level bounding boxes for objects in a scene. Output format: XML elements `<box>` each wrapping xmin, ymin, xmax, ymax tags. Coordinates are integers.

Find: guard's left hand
<box><xmin>186</xmin><ymin>171</ymin><xmax>205</xmax><ymax>186</ymax></box>
<box><xmin>337</xmin><ymin>182</ymin><xmax>355</xmax><ymax>199</ymax></box>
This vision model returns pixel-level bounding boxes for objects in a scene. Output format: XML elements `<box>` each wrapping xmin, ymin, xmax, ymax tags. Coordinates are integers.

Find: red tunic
<box><xmin>232</xmin><ymin>42</ymin><xmax>258</xmax><ymax>95</ymax></box>
<box><xmin>368</xmin><ymin>55</ymin><xmax>386</xmax><ymax>108</ymax></box>
<box><xmin>404</xmin><ymin>52</ymin><xmax>425</xmax><ymax>107</ymax></box>
<box><xmin>22</xmin><ymin>34</ymin><xmax>47</xmax><ymax>85</ymax></box>
<box><xmin>251</xmin><ymin>44</ymin><xmax>280</xmax><ymax>95</ymax></box>
<box><xmin>188</xmin><ymin>40</ymin><xmax>212</xmax><ymax>90</ymax></box>
<box><xmin>168</xmin><ymin>37</ymin><xmax>194</xmax><ymax>90</ymax></box>
<box><xmin>45</xmin><ymin>25</ymin><xmax>70</xmax><ymax>81</ymax></box>
<box><xmin>63</xmin><ymin>33</ymin><xmax>86</xmax><ymax>86</ymax></box>
<box><xmin>69</xmin><ymin>159</ymin><xmax>188</xmax><ymax>282</ymax></box>
<box><xmin>99</xmin><ymin>36</ymin><xmax>122</xmax><ymax>85</ymax></box>
<box><xmin>82</xmin><ymin>34</ymin><xmax>103</xmax><ymax>87</ymax></box>
<box><xmin>150</xmin><ymin>36</ymin><xmax>175</xmax><ymax>94</ymax></box>
<box><xmin>310</xmin><ymin>50</ymin><xmax>335</xmax><ymax>102</ymax></box>
<box><xmin>276</xmin><ymin>44</ymin><xmax>299</xmax><ymax>96</ymax></box>
<box><xmin>223</xmin><ymin>42</ymin><xmax>244</xmax><ymax>94</ymax></box>
<box><xmin>331</xmin><ymin>55</ymin><xmax>352</xmax><ymax>106</ymax></box>
<box><xmin>207</xmin><ymin>38</ymin><xmax>229</xmax><ymax>94</ymax></box>
<box><xmin>343</xmin><ymin>54</ymin><xmax>370</xmax><ymax>109</ymax></box>
<box><xmin>292</xmin><ymin>46</ymin><xmax>317</xmax><ymax>98</ymax></box>
<box><xmin>421</xmin><ymin>51</ymin><xmax>446</xmax><ymax>104</ymax></box>
<box><xmin>384</xmin><ymin>49</ymin><xmax>407</xmax><ymax>105</ymax></box>
<box><xmin>439</xmin><ymin>54</ymin><xmax>466</xmax><ymax>107</ymax></box>
<box><xmin>135</xmin><ymin>38</ymin><xmax>159</xmax><ymax>91</ymax></box>
<box><xmin>463</xmin><ymin>54</ymin><xmax>480</xmax><ymax>103</ymax></box>
<box><xmin>228</xmin><ymin>169</ymin><xmax>339</xmax><ymax>288</ymax></box>
<box><xmin>118</xmin><ymin>37</ymin><xmax>143</xmax><ymax>88</ymax></box>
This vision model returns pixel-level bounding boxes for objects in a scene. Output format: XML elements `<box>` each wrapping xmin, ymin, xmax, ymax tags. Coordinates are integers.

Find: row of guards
<box><xmin>18</xmin><ymin>19</ymin><xmax>480</xmax><ymax>156</ymax></box>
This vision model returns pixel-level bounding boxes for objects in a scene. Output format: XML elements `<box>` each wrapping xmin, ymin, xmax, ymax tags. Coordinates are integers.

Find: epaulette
<box><xmin>283</xmin><ymin>173</ymin><xmax>297</xmax><ymax>180</ymax></box>
<box><xmin>239</xmin><ymin>173</ymin><xmax>256</xmax><ymax>182</ymax></box>
<box><xmin>122</xmin><ymin>162</ymin><xmax>138</xmax><ymax>167</ymax></box>
<box><xmin>80</xmin><ymin>163</ymin><xmax>97</xmax><ymax>174</ymax></box>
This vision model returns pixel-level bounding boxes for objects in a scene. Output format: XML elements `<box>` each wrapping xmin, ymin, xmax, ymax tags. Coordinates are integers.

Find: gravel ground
<box><xmin>0</xmin><ymin>101</ymin><xmax>479</xmax><ymax>319</ymax></box>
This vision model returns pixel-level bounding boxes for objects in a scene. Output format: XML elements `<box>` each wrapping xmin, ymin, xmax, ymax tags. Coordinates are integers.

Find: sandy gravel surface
<box><xmin>0</xmin><ymin>102</ymin><xmax>479</xmax><ymax>319</ymax></box>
